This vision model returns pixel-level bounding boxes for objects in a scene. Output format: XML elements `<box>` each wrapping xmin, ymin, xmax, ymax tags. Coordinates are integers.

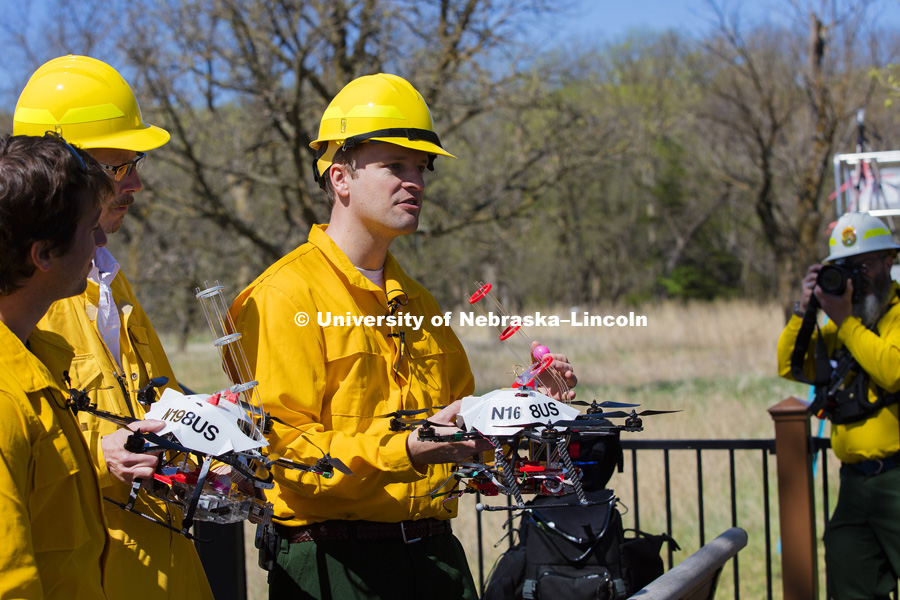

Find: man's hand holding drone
<box><xmin>101</xmin><ymin>419</ymin><xmax>166</xmax><ymax>484</ymax></box>
<box><xmin>406</xmin><ymin>400</ymin><xmax>494</xmax><ymax>467</ymax></box>
<box><xmin>531</xmin><ymin>341</ymin><xmax>577</xmax><ymax>401</ymax></box>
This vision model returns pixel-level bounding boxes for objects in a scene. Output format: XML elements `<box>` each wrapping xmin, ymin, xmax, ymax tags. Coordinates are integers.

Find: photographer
<box><xmin>777</xmin><ymin>212</ymin><xmax>900</xmax><ymax>600</ymax></box>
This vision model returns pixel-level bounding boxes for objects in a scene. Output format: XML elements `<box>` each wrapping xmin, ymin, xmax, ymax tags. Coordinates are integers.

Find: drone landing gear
<box><xmin>102</xmin><ymin>496</ymin><xmax>210</xmax><ymax>542</ymax></box>
<box><xmin>492</xmin><ymin>443</ymin><xmax>525</xmax><ymax>506</ymax></box>
<box><xmin>180</xmin><ymin>457</ymin><xmax>213</xmax><ymax>534</ymax></box>
<box><xmin>557</xmin><ymin>435</ymin><xmax>588</xmax><ymax>505</ymax></box>
<box><xmin>475</xmin><ymin>433</ymin><xmax>592</xmax><ymax>512</ymax></box>
<box><xmin>103</xmin><ymin>454</ymin><xmax>216</xmax><ymax>542</ymax></box>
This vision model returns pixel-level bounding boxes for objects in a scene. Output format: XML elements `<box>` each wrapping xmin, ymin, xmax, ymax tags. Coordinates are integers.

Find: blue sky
<box><xmin>554</xmin><ymin>0</ymin><xmax>900</xmax><ymax>41</ymax></box>
<box><xmin>6</xmin><ymin>0</ymin><xmax>900</xmax><ymax>101</ymax></box>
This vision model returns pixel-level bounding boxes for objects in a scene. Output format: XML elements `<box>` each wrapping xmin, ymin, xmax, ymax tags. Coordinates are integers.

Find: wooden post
<box><xmin>769</xmin><ymin>397</ymin><xmax>819</xmax><ymax>600</ymax></box>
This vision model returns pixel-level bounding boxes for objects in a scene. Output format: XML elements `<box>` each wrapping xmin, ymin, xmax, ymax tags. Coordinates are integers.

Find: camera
<box><xmin>817</xmin><ymin>263</ymin><xmax>863</xmax><ymax>302</ymax></box>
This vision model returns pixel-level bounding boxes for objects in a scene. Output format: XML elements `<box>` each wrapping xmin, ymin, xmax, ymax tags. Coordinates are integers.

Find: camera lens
<box><xmin>817</xmin><ymin>265</ymin><xmax>846</xmax><ymax>295</ymax></box>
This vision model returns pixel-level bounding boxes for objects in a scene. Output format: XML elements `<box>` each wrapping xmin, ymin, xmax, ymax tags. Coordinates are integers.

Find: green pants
<box><xmin>824</xmin><ymin>465</ymin><xmax>900</xmax><ymax>599</ymax></box>
<box><xmin>269</xmin><ymin>529</ymin><xmax>478</xmax><ymax>600</ymax></box>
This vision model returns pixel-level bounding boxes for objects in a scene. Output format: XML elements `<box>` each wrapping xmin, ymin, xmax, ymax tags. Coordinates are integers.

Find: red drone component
<box><xmin>468</xmin><ymin>283</ymin><xmax>492</xmax><ymax>304</ymax></box>
<box><xmin>568</xmin><ymin>441</ymin><xmax>582</xmax><ymax>458</ymax></box>
<box><xmin>513</xmin><ymin>354</ymin><xmax>555</xmax><ymax>389</ymax></box>
<box><xmin>154</xmin><ymin>471</ymin><xmax>199</xmax><ymax>486</ymax></box>
<box><xmin>223</xmin><ymin>391</ymin><xmax>239</xmax><ymax>404</ymax></box>
<box><xmin>534</xmin><ymin>354</ymin><xmax>553</xmax><ymax>376</ymax></box>
<box><xmin>206</xmin><ymin>393</ymin><xmax>221</xmax><ymax>406</ymax></box>
<box><xmin>519</xmin><ymin>463</ymin><xmax>546</xmax><ymax>473</ymax></box>
<box><xmin>473</xmin><ymin>482</ymin><xmax>499</xmax><ymax>496</ymax></box>
<box><xmin>499</xmin><ymin>323</ymin><xmax>521</xmax><ymax>341</ymax></box>
<box><xmin>541</xmin><ymin>478</ymin><xmax>566</xmax><ymax>496</ymax></box>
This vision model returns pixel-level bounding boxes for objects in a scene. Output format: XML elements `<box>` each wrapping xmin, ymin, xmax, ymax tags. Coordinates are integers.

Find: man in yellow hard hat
<box><xmin>230</xmin><ymin>73</ymin><xmax>577</xmax><ymax>599</ymax></box>
<box><xmin>0</xmin><ymin>133</ymin><xmax>110</xmax><ymax>598</ymax></box>
<box><xmin>13</xmin><ymin>55</ymin><xmax>213</xmax><ymax>600</ymax></box>
<box><xmin>778</xmin><ymin>212</ymin><xmax>900</xmax><ymax>598</ymax></box>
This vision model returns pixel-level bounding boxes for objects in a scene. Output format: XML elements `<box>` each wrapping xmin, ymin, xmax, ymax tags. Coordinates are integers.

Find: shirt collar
<box><xmin>88</xmin><ymin>247</ymin><xmax>120</xmax><ymax>284</ymax></box>
<box><xmin>308</xmin><ymin>224</ymin><xmax>419</xmax><ymax>300</ymax></box>
<box><xmin>0</xmin><ymin>321</ymin><xmax>58</xmax><ymax>394</ymax></box>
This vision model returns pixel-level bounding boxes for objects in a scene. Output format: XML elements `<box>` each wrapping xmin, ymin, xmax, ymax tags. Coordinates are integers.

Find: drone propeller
<box><xmin>266</xmin><ymin>452</ymin><xmax>354</xmax><ymax>478</ymax></box>
<box><xmin>574</xmin><ymin>409</ymin><xmax>681</xmax><ymax>420</ymax></box>
<box><xmin>375</xmin><ymin>407</ymin><xmax>443</xmax><ymax>418</ymax></box>
<box><xmin>554</xmin><ymin>409</ymin><xmax>681</xmax><ymax>428</ymax></box>
<box><xmin>124</xmin><ymin>429</ymin><xmax>193</xmax><ymax>455</ymax></box>
<box><xmin>570</xmin><ymin>400</ymin><xmax>640</xmax><ymax>410</ymax></box>
<box><xmin>417</xmin><ymin>422</ymin><xmax>485</xmax><ymax>442</ymax></box>
<box><xmin>297</xmin><ymin>433</ymin><xmax>355</xmax><ymax>477</ymax></box>
<box><xmin>63</xmin><ymin>381</ymin><xmax>136</xmax><ymax>426</ymax></box>
<box><xmin>135</xmin><ymin>376</ymin><xmax>169</xmax><ymax>406</ymax></box>
<box><xmin>317</xmin><ymin>454</ymin><xmax>353</xmax><ymax>476</ymax></box>
<box><xmin>86</xmin><ymin>408</ymin><xmax>137</xmax><ymax>427</ymax></box>
<box><xmin>560</xmin><ymin>410</ymin><xmax>631</xmax><ymax>420</ymax></box>
<box><xmin>388</xmin><ymin>417</ymin><xmax>429</xmax><ymax>432</ymax></box>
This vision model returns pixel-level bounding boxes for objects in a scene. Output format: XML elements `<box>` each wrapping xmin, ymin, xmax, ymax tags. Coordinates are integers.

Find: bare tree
<box><xmin>7</xmin><ymin>1</ymin><xmax>898</xmax><ymax>325</ymax></box>
<box><xmin>696</xmin><ymin>0</ymin><xmax>891</xmax><ymax>316</ymax></box>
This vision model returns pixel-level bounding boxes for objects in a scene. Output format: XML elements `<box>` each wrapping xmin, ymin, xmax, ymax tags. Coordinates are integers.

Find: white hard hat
<box><xmin>824</xmin><ymin>212</ymin><xmax>900</xmax><ymax>262</ymax></box>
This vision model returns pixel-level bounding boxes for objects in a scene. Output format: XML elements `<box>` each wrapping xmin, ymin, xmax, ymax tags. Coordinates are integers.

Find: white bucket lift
<box><xmin>833</xmin><ymin>149</ymin><xmax>900</xmax><ymax>280</ymax></box>
<box><xmin>833</xmin><ymin>150</ymin><xmax>900</xmax><ymax>217</ymax></box>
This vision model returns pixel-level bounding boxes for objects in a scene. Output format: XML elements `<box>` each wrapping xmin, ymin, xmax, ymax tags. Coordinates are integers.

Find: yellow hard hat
<box><xmin>13</xmin><ymin>55</ymin><xmax>170</xmax><ymax>151</ymax></box>
<box><xmin>310</xmin><ymin>73</ymin><xmax>454</xmax><ymax>185</ymax></box>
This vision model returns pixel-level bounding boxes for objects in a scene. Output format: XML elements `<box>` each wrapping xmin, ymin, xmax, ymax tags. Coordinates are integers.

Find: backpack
<box><xmin>620</xmin><ymin>528</ymin><xmax>680</xmax><ymax>592</ymax></box>
<box><xmin>484</xmin><ymin>489</ymin><xmax>677</xmax><ymax>600</ymax></box>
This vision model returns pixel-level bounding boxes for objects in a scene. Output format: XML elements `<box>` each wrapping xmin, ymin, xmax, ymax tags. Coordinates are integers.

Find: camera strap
<box><xmin>797</xmin><ymin>289</ymin><xmax>900</xmax><ymax>423</ymax></box>
<box><xmin>790</xmin><ymin>295</ymin><xmax>833</xmax><ymax>386</ymax></box>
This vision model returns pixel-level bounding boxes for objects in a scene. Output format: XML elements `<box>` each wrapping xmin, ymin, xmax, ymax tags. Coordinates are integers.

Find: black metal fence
<box><xmin>621</xmin><ymin>439</ymin><xmax>777</xmax><ymax>600</ymax></box>
<box><xmin>472</xmin><ymin>436</ymin><xmax>838</xmax><ymax>600</ymax></box>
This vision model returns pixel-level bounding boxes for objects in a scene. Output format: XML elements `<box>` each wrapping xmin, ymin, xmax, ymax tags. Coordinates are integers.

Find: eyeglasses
<box><xmin>98</xmin><ymin>152</ymin><xmax>146</xmax><ymax>181</ymax></box>
<box><xmin>846</xmin><ymin>255</ymin><xmax>888</xmax><ymax>273</ymax></box>
<box><xmin>43</xmin><ymin>131</ymin><xmax>86</xmax><ymax>172</ymax></box>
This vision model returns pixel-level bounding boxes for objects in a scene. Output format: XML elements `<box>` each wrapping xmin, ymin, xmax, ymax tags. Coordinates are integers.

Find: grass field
<box><xmin>163</xmin><ymin>298</ymin><xmax>831</xmax><ymax>600</ymax></box>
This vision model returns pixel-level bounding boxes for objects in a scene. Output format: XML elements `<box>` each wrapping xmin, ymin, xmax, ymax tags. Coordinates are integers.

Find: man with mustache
<box><xmin>12</xmin><ymin>55</ymin><xmax>213</xmax><ymax>600</ymax></box>
<box><xmin>778</xmin><ymin>212</ymin><xmax>900</xmax><ymax>599</ymax></box>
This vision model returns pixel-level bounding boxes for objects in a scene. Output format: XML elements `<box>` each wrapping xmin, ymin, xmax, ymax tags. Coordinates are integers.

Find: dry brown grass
<box><xmin>164</xmin><ymin>298</ymin><xmax>824</xmax><ymax>600</ymax></box>
<box><xmin>461</xmin><ymin>298</ymin><xmax>784</xmax><ymax>393</ymax></box>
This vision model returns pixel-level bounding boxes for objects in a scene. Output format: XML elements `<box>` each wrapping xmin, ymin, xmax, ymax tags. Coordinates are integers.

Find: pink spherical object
<box><xmin>533</xmin><ymin>345</ymin><xmax>550</xmax><ymax>361</ymax></box>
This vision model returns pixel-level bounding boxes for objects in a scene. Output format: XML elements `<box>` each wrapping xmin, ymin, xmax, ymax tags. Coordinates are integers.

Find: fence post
<box><xmin>194</xmin><ymin>522</ymin><xmax>246</xmax><ymax>600</ymax></box>
<box><xmin>769</xmin><ymin>397</ymin><xmax>818</xmax><ymax>600</ymax></box>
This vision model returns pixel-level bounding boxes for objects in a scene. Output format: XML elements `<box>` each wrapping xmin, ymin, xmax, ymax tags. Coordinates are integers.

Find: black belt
<box><xmin>844</xmin><ymin>453</ymin><xmax>900</xmax><ymax>476</ymax></box>
<box><xmin>274</xmin><ymin>518</ymin><xmax>451</xmax><ymax>544</ymax></box>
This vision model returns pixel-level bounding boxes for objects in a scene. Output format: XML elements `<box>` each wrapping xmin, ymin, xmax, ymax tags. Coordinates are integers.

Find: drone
<box><xmin>405</xmin><ymin>282</ymin><xmax>679</xmax><ymax>511</ymax></box>
<box><xmin>66</xmin><ymin>282</ymin><xmax>353</xmax><ymax>541</ymax></box>
<box><xmin>409</xmin><ymin>387</ymin><xmax>677</xmax><ymax>511</ymax></box>
<box><xmin>66</xmin><ymin>374</ymin><xmax>352</xmax><ymax>541</ymax></box>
